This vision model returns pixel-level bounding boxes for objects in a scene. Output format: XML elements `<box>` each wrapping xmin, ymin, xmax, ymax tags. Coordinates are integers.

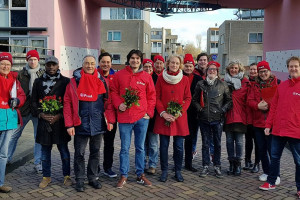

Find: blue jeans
<box><xmin>144</xmin><ymin>131</ymin><xmax>159</xmax><ymax>168</ymax></box>
<box><xmin>199</xmin><ymin>121</ymin><xmax>222</xmax><ymax>166</ymax></box>
<box><xmin>254</xmin><ymin>127</ymin><xmax>272</xmax><ymax>174</ymax></box>
<box><xmin>119</xmin><ymin>118</ymin><xmax>149</xmax><ymax>177</ymax></box>
<box><xmin>267</xmin><ymin>135</ymin><xmax>300</xmax><ymax>190</ymax></box>
<box><xmin>8</xmin><ymin>114</ymin><xmax>41</xmax><ymax>165</ymax></box>
<box><xmin>192</xmin><ymin>128</ymin><xmax>199</xmax><ymax>153</ymax></box>
<box><xmin>41</xmin><ymin>143</ymin><xmax>70</xmax><ymax>177</ymax></box>
<box><xmin>0</xmin><ymin>129</ymin><xmax>15</xmax><ymax>186</ymax></box>
<box><xmin>226</xmin><ymin>132</ymin><xmax>244</xmax><ymax>161</ymax></box>
<box><xmin>160</xmin><ymin>135</ymin><xmax>184</xmax><ymax>172</ymax></box>
<box><xmin>74</xmin><ymin>134</ymin><xmax>103</xmax><ymax>182</ymax></box>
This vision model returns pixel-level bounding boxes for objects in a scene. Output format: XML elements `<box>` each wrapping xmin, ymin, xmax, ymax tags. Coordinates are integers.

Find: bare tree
<box><xmin>195</xmin><ymin>34</ymin><xmax>202</xmax><ymax>49</ymax></box>
<box><xmin>183</xmin><ymin>43</ymin><xmax>201</xmax><ymax>58</ymax></box>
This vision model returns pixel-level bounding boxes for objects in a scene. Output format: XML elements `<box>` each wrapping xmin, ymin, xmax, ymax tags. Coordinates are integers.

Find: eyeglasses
<box><xmin>208</xmin><ymin>68</ymin><xmax>217</xmax><ymax>71</ymax></box>
<box><xmin>0</xmin><ymin>63</ymin><xmax>11</xmax><ymax>67</ymax></box>
<box><xmin>259</xmin><ymin>70</ymin><xmax>269</xmax><ymax>74</ymax></box>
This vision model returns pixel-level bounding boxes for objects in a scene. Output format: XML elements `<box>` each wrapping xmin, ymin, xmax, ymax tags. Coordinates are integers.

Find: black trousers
<box><xmin>103</xmin><ymin>124</ymin><xmax>117</xmax><ymax>171</ymax></box>
<box><xmin>245</xmin><ymin>125</ymin><xmax>259</xmax><ymax>163</ymax></box>
<box><xmin>184</xmin><ymin>118</ymin><xmax>199</xmax><ymax>168</ymax></box>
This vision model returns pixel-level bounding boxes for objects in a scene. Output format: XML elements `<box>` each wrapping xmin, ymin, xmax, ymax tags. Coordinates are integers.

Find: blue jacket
<box><xmin>0</xmin><ymin>108</ymin><xmax>18</xmax><ymax>131</ymax></box>
<box><xmin>73</xmin><ymin>68</ymin><xmax>107</xmax><ymax>136</ymax></box>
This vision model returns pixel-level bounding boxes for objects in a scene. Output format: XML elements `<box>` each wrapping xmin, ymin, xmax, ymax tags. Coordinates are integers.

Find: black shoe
<box><xmin>199</xmin><ymin>166</ymin><xmax>209</xmax><ymax>177</ymax></box>
<box><xmin>174</xmin><ymin>171</ymin><xmax>184</xmax><ymax>182</ymax></box>
<box><xmin>75</xmin><ymin>182</ymin><xmax>85</xmax><ymax>192</ymax></box>
<box><xmin>214</xmin><ymin>166</ymin><xmax>223</xmax><ymax>178</ymax></box>
<box><xmin>227</xmin><ymin>161</ymin><xmax>234</xmax><ymax>175</ymax></box>
<box><xmin>159</xmin><ymin>171</ymin><xmax>168</xmax><ymax>182</ymax></box>
<box><xmin>243</xmin><ymin>159</ymin><xmax>253</xmax><ymax>170</ymax></box>
<box><xmin>185</xmin><ymin>166</ymin><xmax>198</xmax><ymax>172</ymax></box>
<box><xmin>234</xmin><ymin>161</ymin><xmax>241</xmax><ymax>176</ymax></box>
<box><xmin>251</xmin><ymin>163</ymin><xmax>260</xmax><ymax>173</ymax></box>
<box><xmin>88</xmin><ymin>180</ymin><xmax>102</xmax><ymax>189</ymax></box>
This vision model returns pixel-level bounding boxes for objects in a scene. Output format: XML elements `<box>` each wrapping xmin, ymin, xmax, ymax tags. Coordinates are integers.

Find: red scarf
<box><xmin>0</xmin><ymin>73</ymin><xmax>15</xmax><ymax>108</ymax></box>
<box><xmin>77</xmin><ymin>69</ymin><xmax>106</xmax><ymax>102</ymax></box>
<box><xmin>167</xmin><ymin>70</ymin><xmax>180</xmax><ymax>76</ymax></box>
<box><xmin>200</xmin><ymin>91</ymin><xmax>204</xmax><ymax>108</ymax></box>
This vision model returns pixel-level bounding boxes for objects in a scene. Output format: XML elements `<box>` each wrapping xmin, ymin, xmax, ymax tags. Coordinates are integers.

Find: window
<box><xmin>110</xmin><ymin>8</ymin><xmax>142</xmax><ymax>20</ymax></box>
<box><xmin>249</xmin><ymin>33</ymin><xmax>263</xmax><ymax>43</ymax></box>
<box><xmin>249</xmin><ymin>56</ymin><xmax>262</xmax><ymax>65</ymax></box>
<box><xmin>108</xmin><ymin>31</ymin><xmax>121</xmax><ymax>41</ymax></box>
<box><xmin>220</xmin><ymin>34</ymin><xmax>225</xmax><ymax>44</ymax></box>
<box><xmin>144</xmin><ymin>33</ymin><xmax>149</xmax><ymax>44</ymax></box>
<box><xmin>112</xmin><ymin>54</ymin><xmax>121</xmax><ymax>64</ymax></box>
<box><xmin>151</xmin><ymin>42</ymin><xmax>162</xmax><ymax>53</ymax></box>
<box><xmin>216</xmin><ymin>42</ymin><xmax>218</xmax><ymax>48</ymax></box>
<box><xmin>211</xmin><ymin>43</ymin><xmax>215</xmax><ymax>48</ymax></box>
<box><xmin>0</xmin><ymin>0</ymin><xmax>28</xmax><ymax>34</ymax></box>
<box><xmin>216</xmin><ymin>31</ymin><xmax>219</xmax><ymax>35</ymax></box>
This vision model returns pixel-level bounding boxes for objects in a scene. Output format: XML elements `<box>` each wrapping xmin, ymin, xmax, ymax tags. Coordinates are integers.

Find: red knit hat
<box><xmin>143</xmin><ymin>58</ymin><xmax>154</xmax><ymax>67</ymax></box>
<box><xmin>154</xmin><ymin>55</ymin><xmax>165</xmax><ymax>63</ymax></box>
<box><xmin>184</xmin><ymin>54</ymin><xmax>195</xmax><ymax>65</ymax></box>
<box><xmin>207</xmin><ymin>61</ymin><xmax>220</xmax><ymax>68</ymax></box>
<box><xmin>257</xmin><ymin>61</ymin><xmax>271</xmax><ymax>71</ymax></box>
<box><xmin>26</xmin><ymin>50</ymin><xmax>40</xmax><ymax>61</ymax></box>
<box><xmin>0</xmin><ymin>52</ymin><xmax>13</xmax><ymax>65</ymax></box>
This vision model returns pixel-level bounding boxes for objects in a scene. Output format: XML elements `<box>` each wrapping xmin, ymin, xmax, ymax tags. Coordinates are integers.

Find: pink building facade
<box><xmin>1</xmin><ymin>0</ymin><xmax>299</xmax><ymax>79</ymax></box>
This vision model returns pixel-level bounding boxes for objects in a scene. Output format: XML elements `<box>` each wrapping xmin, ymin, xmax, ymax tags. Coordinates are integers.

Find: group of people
<box><xmin>0</xmin><ymin>50</ymin><xmax>299</xmax><ymax>198</ymax></box>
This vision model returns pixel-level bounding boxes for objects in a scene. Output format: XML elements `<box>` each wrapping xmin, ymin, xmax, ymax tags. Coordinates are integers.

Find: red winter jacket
<box><xmin>63</xmin><ymin>78</ymin><xmax>116</xmax><ymax>128</ymax></box>
<box><xmin>247</xmin><ymin>77</ymin><xmax>280</xmax><ymax>128</ymax></box>
<box><xmin>266</xmin><ymin>78</ymin><xmax>300</xmax><ymax>139</ymax></box>
<box><xmin>225</xmin><ymin>77</ymin><xmax>250</xmax><ymax>125</ymax></box>
<box><xmin>153</xmin><ymin>73</ymin><xmax>191</xmax><ymax>136</ymax></box>
<box><xmin>0</xmin><ymin>72</ymin><xmax>26</xmax><ymax>126</ymax></box>
<box><xmin>110</xmin><ymin>66</ymin><xmax>156</xmax><ymax>123</ymax></box>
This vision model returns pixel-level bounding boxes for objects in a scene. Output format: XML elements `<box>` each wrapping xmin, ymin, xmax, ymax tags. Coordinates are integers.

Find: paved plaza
<box><xmin>1</xmin><ymin>125</ymin><xmax>298</xmax><ymax>200</ymax></box>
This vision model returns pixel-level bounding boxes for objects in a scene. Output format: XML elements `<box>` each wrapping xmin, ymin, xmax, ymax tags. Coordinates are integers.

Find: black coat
<box><xmin>31</xmin><ymin>74</ymin><xmax>71</xmax><ymax>145</ymax></box>
<box><xmin>147</xmin><ymin>72</ymin><xmax>158</xmax><ymax>132</ymax></box>
<box><xmin>192</xmin><ymin>79</ymin><xmax>232</xmax><ymax>123</ymax></box>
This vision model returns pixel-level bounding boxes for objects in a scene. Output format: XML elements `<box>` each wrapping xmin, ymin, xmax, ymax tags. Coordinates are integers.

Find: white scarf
<box><xmin>206</xmin><ymin>76</ymin><xmax>218</xmax><ymax>86</ymax></box>
<box><xmin>224</xmin><ymin>72</ymin><xmax>244</xmax><ymax>90</ymax></box>
<box><xmin>25</xmin><ymin>63</ymin><xmax>41</xmax><ymax>95</ymax></box>
<box><xmin>162</xmin><ymin>69</ymin><xmax>183</xmax><ymax>84</ymax></box>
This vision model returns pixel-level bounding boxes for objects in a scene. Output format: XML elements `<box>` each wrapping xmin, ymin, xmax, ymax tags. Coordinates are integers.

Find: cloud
<box><xmin>150</xmin><ymin>8</ymin><xmax>236</xmax><ymax>50</ymax></box>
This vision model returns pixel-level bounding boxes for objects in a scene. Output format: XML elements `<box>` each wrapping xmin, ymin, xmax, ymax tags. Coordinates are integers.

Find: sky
<box><xmin>150</xmin><ymin>8</ymin><xmax>237</xmax><ymax>51</ymax></box>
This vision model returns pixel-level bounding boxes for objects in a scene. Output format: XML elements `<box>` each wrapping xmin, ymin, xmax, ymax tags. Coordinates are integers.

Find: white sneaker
<box><xmin>259</xmin><ymin>173</ymin><xmax>268</xmax><ymax>181</ymax></box>
<box><xmin>35</xmin><ymin>164</ymin><xmax>43</xmax><ymax>174</ymax></box>
<box><xmin>275</xmin><ymin>176</ymin><xmax>280</xmax><ymax>185</ymax></box>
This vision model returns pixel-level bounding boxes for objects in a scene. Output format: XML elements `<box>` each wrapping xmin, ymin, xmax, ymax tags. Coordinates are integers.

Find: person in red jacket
<box><xmin>153</xmin><ymin>55</ymin><xmax>165</xmax><ymax>75</ymax></box>
<box><xmin>259</xmin><ymin>57</ymin><xmax>300</xmax><ymax>198</ymax></box>
<box><xmin>154</xmin><ymin>55</ymin><xmax>191</xmax><ymax>182</ymax></box>
<box><xmin>244</xmin><ymin>63</ymin><xmax>260</xmax><ymax>173</ymax></box>
<box><xmin>110</xmin><ymin>49</ymin><xmax>156</xmax><ymax>189</ymax></box>
<box><xmin>224</xmin><ymin>60</ymin><xmax>250</xmax><ymax>176</ymax></box>
<box><xmin>0</xmin><ymin>52</ymin><xmax>25</xmax><ymax>193</ymax></box>
<box><xmin>97</xmin><ymin>52</ymin><xmax>117</xmax><ymax>178</ymax></box>
<box><xmin>63</xmin><ymin>55</ymin><xmax>114</xmax><ymax>192</ymax></box>
<box><xmin>142</xmin><ymin>58</ymin><xmax>159</xmax><ymax>175</ymax></box>
<box><xmin>247</xmin><ymin>60</ymin><xmax>280</xmax><ymax>185</ymax></box>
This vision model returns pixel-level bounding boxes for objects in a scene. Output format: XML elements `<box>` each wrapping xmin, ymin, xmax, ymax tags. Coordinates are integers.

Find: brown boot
<box><xmin>39</xmin><ymin>177</ymin><xmax>51</xmax><ymax>188</ymax></box>
<box><xmin>116</xmin><ymin>176</ymin><xmax>127</xmax><ymax>189</ymax></box>
<box><xmin>63</xmin><ymin>176</ymin><xmax>73</xmax><ymax>186</ymax></box>
<box><xmin>137</xmin><ymin>174</ymin><xmax>152</xmax><ymax>186</ymax></box>
<box><xmin>0</xmin><ymin>185</ymin><xmax>12</xmax><ymax>193</ymax></box>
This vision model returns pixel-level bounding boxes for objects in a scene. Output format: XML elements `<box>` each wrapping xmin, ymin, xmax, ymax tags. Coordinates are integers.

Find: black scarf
<box><xmin>42</xmin><ymin>70</ymin><xmax>61</xmax><ymax>95</ymax></box>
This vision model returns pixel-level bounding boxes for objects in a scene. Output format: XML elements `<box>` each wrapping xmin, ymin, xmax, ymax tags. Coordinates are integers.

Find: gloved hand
<box><xmin>8</xmin><ymin>98</ymin><xmax>20</xmax><ymax>109</ymax></box>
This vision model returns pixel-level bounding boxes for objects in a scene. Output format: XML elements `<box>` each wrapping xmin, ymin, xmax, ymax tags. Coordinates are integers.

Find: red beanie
<box><xmin>143</xmin><ymin>58</ymin><xmax>154</xmax><ymax>67</ymax></box>
<box><xmin>0</xmin><ymin>52</ymin><xmax>13</xmax><ymax>65</ymax></box>
<box><xmin>257</xmin><ymin>61</ymin><xmax>270</xmax><ymax>71</ymax></box>
<box><xmin>26</xmin><ymin>50</ymin><xmax>40</xmax><ymax>61</ymax></box>
<box><xmin>154</xmin><ymin>55</ymin><xmax>165</xmax><ymax>63</ymax></box>
<box><xmin>208</xmin><ymin>61</ymin><xmax>220</xmax><ymax>68</ymax></box>
<box><xmin>184</xmin><ymin>54</ymin><xmax>195</xmax><ymax>65</ymax></box>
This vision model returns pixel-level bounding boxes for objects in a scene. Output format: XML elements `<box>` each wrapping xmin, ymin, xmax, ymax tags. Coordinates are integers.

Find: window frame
<box><xmin>111</xmin><ymin>53</ymin><xmax>121</xmax><ymax>64</ymax></box>
<box><xmin>248</xmin><ymin>32</ymin><xmax>263</xmax><ymax>43</ymax></box>
<box><xmin>107</xmin><ymin>30</ymin><xmax>121</xmax><ymax>41</ymax></box>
